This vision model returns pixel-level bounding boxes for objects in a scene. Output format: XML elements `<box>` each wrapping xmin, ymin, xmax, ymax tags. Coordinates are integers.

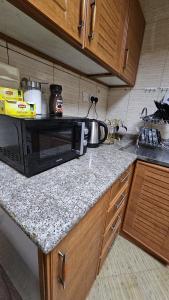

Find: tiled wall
<box><xmin>0</xmin><ymin>39</ymin><xmax>108</xmax><ymax>120</ymax></box>
<box><xmin>107</xmin><ymin>0</ymin><xmax>169</xmax><ymax>136</ymax></box>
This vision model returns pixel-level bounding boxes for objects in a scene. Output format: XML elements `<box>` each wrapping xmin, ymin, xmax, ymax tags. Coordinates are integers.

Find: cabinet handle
<box><xmin>123</xmin><ymin>48</ymin><xmax>129</xmax><ymax>70</ymax></box>
<box><xmin>78</xmin><ymin>0</ymin><xmax>86</xmax><ymax>34</ymax></box>
<box><xmin>120</xmin><ymin>171</ymin><xmax>130</xmax><ymax>183</ymax></box>
<box><xmin>88</xmin><ymin>0</ymin><xmax>96</xmax><ymax>40</ymax></box>
<box><xmin>111</xmin><ymin>216</ymin><xmax>121</xmax><ymax>232</ymax></box>
<box><xmin>115</xmin><ymin>194</ymin><xmax>126</xmax><ymax>210</ymax></box>
<box><xmin>58</xmin><ymin>251</ymin><xmax>66</xmax><ymax>289</ymax></box>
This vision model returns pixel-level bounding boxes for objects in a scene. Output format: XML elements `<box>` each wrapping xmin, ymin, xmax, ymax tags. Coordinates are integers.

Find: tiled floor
<box><xmin>88</xmin><ymin>236</ymin><xmax>169</xmax><ymax>300</ymax></box>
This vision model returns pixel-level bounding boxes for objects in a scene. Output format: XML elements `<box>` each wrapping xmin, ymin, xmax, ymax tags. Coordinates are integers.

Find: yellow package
<box><xmin>0</xmin><ymin>100</ymin><xmax>36</xmax><ymax>117</ymax></box>
<box><xmin>0</xmin><ymin>87</ymin><xmax>23</xmax><ymax>102</ymax></box>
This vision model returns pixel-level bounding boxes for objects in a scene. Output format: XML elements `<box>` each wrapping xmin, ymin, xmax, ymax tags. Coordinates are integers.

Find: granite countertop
<box><xmin>0</xmin><ymin>145</ymin><xmax>136</xmax><ymax>254</ymax></box>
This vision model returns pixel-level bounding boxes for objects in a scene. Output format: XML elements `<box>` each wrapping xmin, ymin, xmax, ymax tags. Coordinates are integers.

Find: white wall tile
<box><xmin>160</xmin><ymin>49</ymin><xmax>169</xmax><ymax>87</ymax></box>
<box><xmin>63</xmin><ymin>103</ymin><xmax>79</xmax><ymax>117</ymax></box>
<box><xmin>0</xmin><ymin>45</ymin><xmax>8</xmax><ymax>64</ymax></box>
<box><xmin>79</xmin><ymin>78</ymin><xmax>97</xmax><ymax>103</ymax></box>
<box><xmin>0</xmin><ymin>39</ymin><xmax>7</xmax><ymax>47</ymax></box>
<box><xmin>8</xmin><ymin>49</ymin><xmax>53</xmax><ymax>83</ymax></box>
<box><xmin>0</xmin><ymin>46</ymin><xmax>15</xmax><ymax>88</ymax></box>
<box><xmin>54</xmin><ymin>67</ymin><xmax>80</xmax><ymax>104</ymax></box>
<box><xmin>107</xmin><ymin>88</ymin><xmax>131</xmax><ymax>123</ymax></box>
<box><xmin>126</xmin><ymin>89</ymin><xmax>159</xmax><ymax>133</ymax></box>
<box><xmin>140</xmin><ymin>0</ymin><xmax>169</xmax><ymax>24</ymax></box>
<box><xmin>142</xmin><ymin>19</ymin><xmax>169</xmax><ymax>53</ymax></box>
<box><xmin>135</xmin><ymin>50</ymin><xmax>167</xmax><ymax>88</ymax></box>
<box><xmin>8</xmin><ymin>43</ymin><xmax>53</xmax><ymax>67</ymax></box>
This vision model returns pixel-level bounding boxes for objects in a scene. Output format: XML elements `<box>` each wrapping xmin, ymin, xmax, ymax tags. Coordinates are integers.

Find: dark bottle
<box><xmin>49</xmin><ymin>84</ymin><xmax>63</xmax><ymax>117</ymax></box>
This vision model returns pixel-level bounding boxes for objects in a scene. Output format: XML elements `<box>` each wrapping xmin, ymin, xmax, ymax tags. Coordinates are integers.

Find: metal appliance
<box><xmin>87</xmin><ymin>119</ymin><xmax>108</xmax><ymax>147</ymax></box>
<box><xmin>0</xmin><ymin>115</ymin><xmax>88</xmax><ymax>177</ymax></box>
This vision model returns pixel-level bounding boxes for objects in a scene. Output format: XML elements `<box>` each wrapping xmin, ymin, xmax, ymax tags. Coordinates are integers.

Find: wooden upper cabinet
<box><xmin>123</xmin><ymin>161</ymin><xmax>169</xmax><ymax>263</ymax></box>
<box><xmin>121</xmin><ymin>0</ymin><xmax>145</xmax><ymax>85</ymax></box>
<box><xmin>85</xmin><ymin>0</ymin><xmax>130</xmax><ymax>73</ymax></box>
<box><xmin>8</xmin><ymin>0</ymin><xmax>145</xmax><ymax>85</ymax></box>
<box><xmin>25</xmin><ymin>0</ymin><xmax>86</xmax><ymax>44</ymax></box>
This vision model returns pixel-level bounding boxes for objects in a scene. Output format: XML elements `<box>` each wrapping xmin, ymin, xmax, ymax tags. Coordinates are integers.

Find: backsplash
<box><xmin>107</xmin><ymin>0</ymin><xmax>169</xmax><ymax>136</ymax></box>
<box><xmin>0</xmin><ymin>39</ymin><xmax>108</xmax><ymax>120</ymax></box>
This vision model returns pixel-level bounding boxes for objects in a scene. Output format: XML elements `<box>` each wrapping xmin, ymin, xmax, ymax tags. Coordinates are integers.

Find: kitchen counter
<box><xmin>0</xmin><ymin>145</ymin><xmax>136</xmax><ymax>254</ymax></box>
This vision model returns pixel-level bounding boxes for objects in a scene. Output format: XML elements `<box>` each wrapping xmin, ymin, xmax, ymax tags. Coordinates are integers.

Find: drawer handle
<box><xmin>120</xmin><ymin>172</ymin><xmax>130</xmax><ymax>183</ymax></box>
<box><xmin>108</xmin><ymin>232</ymin><xmax>118</xmax><ymax>251</ymax></box>
<box><xmin>115</xmin><ymin>194</ymin><xmax>126</xmax><ymax>210</ymax></box>
<box><xmin>78</xmin><ymin>0</ymin><xmax>86</xmax><ymax>34</ymax></box>
<box><xmin>111</xmin><ymin>216</ymin><xmax>121</xmax><ymax>232</ymax></box>
<box><xmin>88</xmin><ymin>0</ymin><xmax>96</xmax><ymax>40</ymax></box>
<box><xmin>123</xmin><ymin>48</ymin><xmax>129</xmax><ymax>70</ymax></box>
<box><xmin>58</xmin><ymin>251</ymin><xmax>66</xmax><ymax>289</ymax></box>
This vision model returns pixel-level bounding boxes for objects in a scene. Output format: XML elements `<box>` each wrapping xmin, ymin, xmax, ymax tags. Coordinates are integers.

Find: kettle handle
<box><xmin>98</xmin><ymin>121</ymin><xmax>108</xmax><ymax>144</ymax></box>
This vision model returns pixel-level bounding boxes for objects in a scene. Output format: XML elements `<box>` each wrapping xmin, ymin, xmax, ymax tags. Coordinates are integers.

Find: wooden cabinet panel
<box><xmin>39</xmin><ymin>190</ymin><xmax>109</xmax><ymax>300</ymax></box>
<box><xmin>121</xmin><ymin>0</ymin><xmax>145</xmax><ymax>85</ymax></box>
<box><xmin>123</xmin><ymin>161</ymin><xmax>169</xmax><ymax>263</ymax></box>
<box><xmin>85</xmin><ymin>0</ymin><xmax>130</xmax><ymax>72</ymax></box>
<box><xmin>25</xmin><ymin>0</ymin><xmax>86</xmax><ymax>44</ymax></box>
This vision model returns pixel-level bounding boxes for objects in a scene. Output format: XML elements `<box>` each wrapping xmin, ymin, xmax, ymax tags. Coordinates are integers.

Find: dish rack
<box><xmin>140</xmin><ymin>117</ymin><xmax>169</xmax><ymax>125</ymax></box>
<box><xmin>138</xmin><ymin>117</ymin><xmax>169</xmax><ymax>151</ymax></box>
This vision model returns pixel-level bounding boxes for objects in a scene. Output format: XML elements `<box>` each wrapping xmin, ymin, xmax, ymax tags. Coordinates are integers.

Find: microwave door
<box><xmin>73</xmin><ymin>121</ymin><xmax>85</xmax><ymax>156</ymax></box>
<box><xmin>38</xmin><ymin>128</ymin><xmax>73</xmax><ymax>160</ymax></box>
<box><xmin>25</xmin><ymin>126</ymin><xmax>74</xmax><ymax>164</ymax></box>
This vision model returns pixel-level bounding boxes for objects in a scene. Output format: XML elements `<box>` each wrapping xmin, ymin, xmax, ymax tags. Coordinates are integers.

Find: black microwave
<box><xmin>0</xmin><ymin>115</ymin><xmax>88</xmax><ymax>177</ymax></box>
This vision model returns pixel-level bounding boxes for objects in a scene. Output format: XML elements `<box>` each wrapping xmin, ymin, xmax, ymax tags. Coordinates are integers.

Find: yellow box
<box><xmin>0</xmin><ymin>99</ymin><xmax>36</xmax><ymax>117</ymax></box>
<box><xmin>0</xmin><ymin>87</ymin><xmax>23</xmax><ymax>102</ymax></box>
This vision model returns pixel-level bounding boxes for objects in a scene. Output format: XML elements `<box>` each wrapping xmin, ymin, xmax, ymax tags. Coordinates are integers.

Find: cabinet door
<box><xmin>123</xmin><ymin>161</ymin><xmax>169</xmax><ymax>263</ymax></box>
<box><xmin>85</xmin><ymin>0</ymin><xmax>130</xmax><ymax>73</ymax></box>
<box><xmin>121</xmin><ymin>0</ymin><xmax>145</xmax><ymax>85</ymax></box>
<box><xmin>25</xmin><ymin>0</ymin><xmax>86</xmax><ymax>44</ymax></box>
<box><xmin>40</xmin><ymin>191</ymin><xmax>109</xmax><ymax>300</ymax></box>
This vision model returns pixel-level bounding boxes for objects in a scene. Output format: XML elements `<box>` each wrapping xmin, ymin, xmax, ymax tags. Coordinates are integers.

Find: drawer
<box><xmin>99</xmin><ymin>216</ymin><xmax>120</xmax><ymax>272</ymax></box>
<box><xmin>102</xmin><ymin>213</ymin><xmax>122</xmax><ymax>250</ymax></box>
<box><xmin>99</xmin><ymin>229</ymin><xmax>119</xmax><ymax>272</ymax></box>
<box><xmin>106</xmin><ymin>184</ymin><xmax>128</xmax><ymax>228</ymax></box>
<box><xmin>110</xmin><ymin>165</ymin><xmax>132</xmax><ymax>201</ymax></box>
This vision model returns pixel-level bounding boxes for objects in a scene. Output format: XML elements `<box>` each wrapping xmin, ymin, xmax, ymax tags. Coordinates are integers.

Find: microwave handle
<box><xmin>74</xmin><ymin>122</ymin><xmax>86</xmax><ymax>156</ymax></box>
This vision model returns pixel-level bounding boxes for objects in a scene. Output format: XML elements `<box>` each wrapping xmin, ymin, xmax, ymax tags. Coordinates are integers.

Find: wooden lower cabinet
<box><xmin>38</xmin><ymin>164</ymin><xmax>134</xmax><ymax>300</ymax></box>
<box><xmin>39</xmin><ymin>190</ymin><xmax>109</xmax><ymax>300</ymax></box>
<box><xmin>123</xmin><ymin>161</ymin><xmax>169</xmax><ymax>263</ymax></box>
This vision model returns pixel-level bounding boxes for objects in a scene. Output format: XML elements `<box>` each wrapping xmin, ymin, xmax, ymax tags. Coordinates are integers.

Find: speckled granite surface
<box><xmin>0</xmin><ymin>145</ymin><xmax>136</xmax><ymax>254</ymax></box>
